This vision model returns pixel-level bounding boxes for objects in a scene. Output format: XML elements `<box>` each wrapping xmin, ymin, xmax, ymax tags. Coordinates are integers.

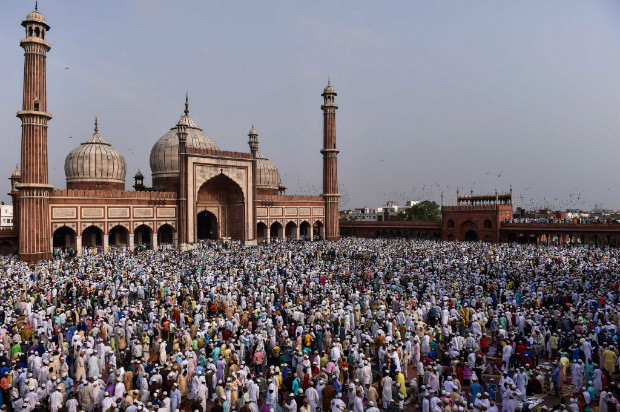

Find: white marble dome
<box><xmin>150</xmin><ymin>113</ymin><xmax>219</xmax><ymax>180</ymax></box>
<box><xmin>65</xmin><ymin>123</ymin><xmax>126</xmax><ymax>188</ymax></box>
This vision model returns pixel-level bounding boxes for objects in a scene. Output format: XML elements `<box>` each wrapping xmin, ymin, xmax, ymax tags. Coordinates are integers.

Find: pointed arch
<box><xmin>82</xmin><ymin>225</ymin><xmax>103</xmax><ymax>247</ymax></box>
<box><xmin>157</xmin><ymin>224</ymin><xmax>175</xmax><ymax>245</ymax></box>
<box><xmin>285</xmin><ymin>221</ymin><xmax>298</xmax><ymax>240</ymax></box>
<box><xmin>134</xmin><ymin>224</ymin><xmax>152</xmax><ymax>248</ymax></box>
<box><xmin>197</xmin><ymin>174</ymin><xmax>245</xmax><ymax>240</ymax></box>
<box><xmin>109</xmin><ymin>225</ymin><xmax>129</xmax><ymax>246</ymax></box>
<box><xmin>53</xmin><ymin>226</ymin><xmax>76</xmax><ymax>249</ymax></box>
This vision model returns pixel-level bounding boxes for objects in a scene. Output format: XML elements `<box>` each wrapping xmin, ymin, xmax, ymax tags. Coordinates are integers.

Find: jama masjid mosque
<box><xmin>7</xmin><ymin>6</ymin><xmax>340</xmax><ymax>262</ymax></box>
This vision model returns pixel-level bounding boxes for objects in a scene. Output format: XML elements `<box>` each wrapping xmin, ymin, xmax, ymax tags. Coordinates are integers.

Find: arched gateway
<box><xmin>196</xmin><ymin>174</ymin><xmax>245</xmax><ymax>240</ymax></box>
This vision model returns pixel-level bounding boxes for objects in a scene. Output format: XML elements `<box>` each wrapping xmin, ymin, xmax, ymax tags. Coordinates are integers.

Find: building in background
<box><xmin>1</xmin><ymin>6</ymin><xmax>340</xmax><ymax>261</ymax></box>
<box><xmin>342</xmin><ymin>207</ymin><xmax>378</xmax><ymax>222</ymax></box>
<box><xmin>377</xmin><ymin>200</ymin><xmax>420</xmax><ymax>221</ymax></box>
<box><xmin>0</xmin><ymin>204</ymin><xmax>13</xmax><ymax>228</ymax></box>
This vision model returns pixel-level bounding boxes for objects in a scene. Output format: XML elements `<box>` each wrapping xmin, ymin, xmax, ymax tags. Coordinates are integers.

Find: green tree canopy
<box><xmin>392</xmin><ymin>200</ymin><xmax>441</xmax><ymax>222</ymax></box>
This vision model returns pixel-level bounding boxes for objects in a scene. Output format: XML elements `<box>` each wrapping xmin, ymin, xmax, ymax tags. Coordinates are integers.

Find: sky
<box><xmin>0</xmin><ymin>1</ymin><xmax>618</xmax><ymax>211</ymax></box>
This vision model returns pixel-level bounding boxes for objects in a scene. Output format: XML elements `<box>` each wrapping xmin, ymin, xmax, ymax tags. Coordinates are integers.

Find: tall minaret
<box><xmin>17</xmin><ymin>4</ymin><xmax>53</xmax><ymax>262</ymax></box>
<box><xmin>248</xmin><ymin>126</ymin><xmax>258</xmax><ymax>241</ymax></box>
<box><xmin>321</xmin><ymin>80</ymin><xmax>340</xmax><ymax>241</ymax></box>
<box><xmin>176</xmin><ymin>94</ymin><xmax>190</xmax><ymax>248</ymax></box>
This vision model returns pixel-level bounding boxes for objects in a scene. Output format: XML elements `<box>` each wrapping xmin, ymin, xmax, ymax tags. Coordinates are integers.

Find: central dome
<box><xmin>150</xmin><ymin>101</ymin><xmax>219</xmax><ymax>188</ymax></box>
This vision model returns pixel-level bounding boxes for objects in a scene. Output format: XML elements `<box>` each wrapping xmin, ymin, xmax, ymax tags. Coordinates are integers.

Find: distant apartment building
<box><xmin>377</xmin><ymin>200</ymin><xmax>420</xmax><ymax>221</ymax></box>
<box><xmin>340</xmin><ymin>207</ymin><xmax>378</xmax><ymax>221</ymax></box>
<box><xmin>0</xmin><ymin>204</ymin><xmax>13</xmax><ymax>228</ymax></box>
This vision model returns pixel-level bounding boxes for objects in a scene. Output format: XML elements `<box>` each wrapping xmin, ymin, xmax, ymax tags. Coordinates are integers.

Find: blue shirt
<box><xmin>470</xmin><ymin>382</ymin><xmax>482</xmax><ymax>402</ymax></box>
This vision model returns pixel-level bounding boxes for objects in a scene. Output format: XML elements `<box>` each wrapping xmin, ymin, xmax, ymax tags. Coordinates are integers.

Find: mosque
<box><xmin>7</xmin><ymin>6</ymin><xmax>340</xmax><ymax>262</ymax></box>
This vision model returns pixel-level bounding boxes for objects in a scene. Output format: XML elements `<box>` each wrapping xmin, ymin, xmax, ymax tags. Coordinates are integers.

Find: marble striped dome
<box><xmin>150</xmin><ymin>109</ymin><xmax>219</xmax><ymax>180</ymax></box>
<box><xmin>64</xmin><ymin>121</ymin><xmax>126</xmax><ymax>189</ymax></box>
<box><xmin>255</xmin><ymin>150</ymin><xmax>282</xmax><ymax>191</ymax></box>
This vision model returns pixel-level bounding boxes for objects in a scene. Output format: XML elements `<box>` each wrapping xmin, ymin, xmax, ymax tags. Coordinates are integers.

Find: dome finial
<box><xmin>35</xmin><ymin>1</ymin><xmax>38</xmax><ymax>11</ymax></box>
<box><xmin>327</xmin><ymin>76</ymin><xmax>331</xmax><ymax>87</ymax></box>
<box><xmin>184</xmin><ymin>91</ymin><xmax>189</xmax><ymax>115</ymax></box>
<box><xmin>94</xmin><ymin>116</ymin><xmax>98</xmax><ymax>133</ymax></box>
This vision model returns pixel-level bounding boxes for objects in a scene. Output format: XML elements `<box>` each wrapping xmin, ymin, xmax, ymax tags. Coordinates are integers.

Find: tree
<box><xmin>391</xmin><ymin>200</ymin><xmax>441</xmax><ymax>222</ymax></box>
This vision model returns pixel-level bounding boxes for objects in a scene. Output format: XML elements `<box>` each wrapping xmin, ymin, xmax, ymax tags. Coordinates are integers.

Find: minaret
<box><xmin>17</xmin><ymin>5</ymin><xmax>53</xmax><ymax>261</ymax></box>
<box><xmin>176</xmin><ymin>94</ymin><xmax>190</xmax><ymax>247</ymax></box>
<box><xmin>321</xmin><ymin>80</ymin><xmax>340</xmax><ymax>241</ymax></box>
<box><xmin>248</xmin><ymin>125</ymin><xmax>258</xmax><ymax>156</ymax></box>
<box><xmin>248</xmin><ymin>126</ymin><xmax>258</xmax><ymax>241</ymax></box>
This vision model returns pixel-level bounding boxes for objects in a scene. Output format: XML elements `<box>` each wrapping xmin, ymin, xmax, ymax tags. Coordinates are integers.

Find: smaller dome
<box><xmin>22</xmin><ymin>4</ymin><xmax>50</xmax><ymax>30</ymax></box>
<box><xmin>65</xmin><ymin>120</ymin><xmax>126</xmax><ymax>190</ymax></box>
<box><xmin>322</xmin><ymin>79</ymin><xmax>336</xmax><ymax>95</ymax></box>
<box><xmin>11</xmin><ymin>165</ymin><xmax>21</xmax><ymax>179</ymax></box>
<box><xmin>134</xmin><ymin>170</ymin><xmax>144</xmax><ymax>179</ymax></box>
<box><xmin>26</xmin><ymin>10</ymin><xmax>46</xmax><ymax>24</ymax></box>
<box><xmin>255</xmin><ymin>151</ymin><xmax>282</xmax><ymax>191</ymax></box>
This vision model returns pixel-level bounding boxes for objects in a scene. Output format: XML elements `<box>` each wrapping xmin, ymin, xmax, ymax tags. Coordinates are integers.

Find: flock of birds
<box><xmin>55</xmin><ymin>125</ymin><xmax>612</xmax><ymax>212</ymax></box>
<box><xmin>278</xmin><ymin>167</ymin><xmax>610</xmax><ymax>212</ymax></box>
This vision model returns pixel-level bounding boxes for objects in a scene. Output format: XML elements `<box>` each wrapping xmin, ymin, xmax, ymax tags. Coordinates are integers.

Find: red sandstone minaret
<box><xmin>176</xmin><ymin>94</ymin><xmax>190</xmax><ymax>247</ymax></box>
<box><xmin>321</xmin><ymin>80</ymin><xmax>340</xmax><ymax>241</ymax></box>
<box><xmin>17</xmin><ymin>4</ymin><xmax>53</xmax><ymax>261</ymax></box>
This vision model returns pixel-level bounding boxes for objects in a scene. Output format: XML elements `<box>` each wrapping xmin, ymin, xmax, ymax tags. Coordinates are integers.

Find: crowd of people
<box><xmin>504</xmin><ymin>217</ymin><xmax>620</xmax><ymax>225</ymax></box>
<box><xmin>1</xmin><ymin>238</ymin><xmax>620</xmax><ymax>412</ymax></box>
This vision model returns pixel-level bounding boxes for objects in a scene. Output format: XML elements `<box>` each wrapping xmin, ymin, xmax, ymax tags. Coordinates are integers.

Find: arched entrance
<box><xmin>270</xmin><ymin>222</ymin><xmax>283</xmax><ymax>240</ymax></box>
<box><xmin>53</xmin><ymin>226</ymin><xmax>76</xmax><ymax>248</ymax></box>
<box><xmin>82</xmin><ymin>226</ymin><xmax>103</xmax><ymax>248</ymax></box>
<box><xmin>197</xmin><ymin>174</ymin><xmax>245</xmax><ymax>240</ymax></box>
<box><xmin>285</xmin><ymin>221</ymin><xmax>297</xmax><ymax>240</ymax></box>
<box><xmin>300</xmin><ymin>221</ymin><xmax>311</xmax><ymax>240</ymax></box>
<box><xmin>0</xmin><ymin>241</ymin><xmax>11</xmax><ymax>255</ymax></box>
<box><xmin>460</xmin><ymin>220</ymin><xmax>478</xmax><ymax>242</ymax></box>
<box><xmin>465</xmin><ymin>230</ymin><xmax>478</xmax><ymax>241</ymax></box>
<box><xmin>197</xmin><ymin>211</ymin><xmax>218</xmax><ymax>240</ymax></box>
<box><xmin>256</xmin><ymin>222</ymin><xmax>268</xmax><ymax>241</ymax></box>
<box><xmin>109</xmin><ymin>225</ymin><xmax>129</xmax><ymax>246</ymax></box>
<box><xmin>157</xmin><ymin>224</ymin><xmax>174</xmax><ymax>245</ymax></box>
<box><xmin>314</xmin><ymin>220</ymin><xmax>324</xmax><ymax>240</ymax></box>
<box><xmin>135</xmin><ymin>225</ymin><xmax>152</xmax><ymax>248</ymax></box>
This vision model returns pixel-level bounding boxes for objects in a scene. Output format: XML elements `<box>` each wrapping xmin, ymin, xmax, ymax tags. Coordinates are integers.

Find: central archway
<box><xmin>197</xmin><ymin>174</ymin><xmax>245</xmax><ymax>240</ymax></box>
<box><xmin>196</xmin><ymin>173</ymin><xmax>245</xmax><ymax>240</ymax></box>
<box><xmin>197</xmin><ymin>211</ymin><xmax>218</xmax><ymax>240</ymax></box>
<box><xmin>465</xmin><ymin>230</ymin><xmax>478</xmax><ymax>241</ymax></box>
<box><xmin>460</xmin><ymin>220</ymin><xmax>478</xmax><ymax>242</ymax></box>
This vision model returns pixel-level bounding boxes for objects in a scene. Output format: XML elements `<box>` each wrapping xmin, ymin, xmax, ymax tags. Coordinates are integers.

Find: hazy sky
<box><xmin>0</xmin><ymin>1</ymin><xmax>618</xmax><ymax>210</ymax></box>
